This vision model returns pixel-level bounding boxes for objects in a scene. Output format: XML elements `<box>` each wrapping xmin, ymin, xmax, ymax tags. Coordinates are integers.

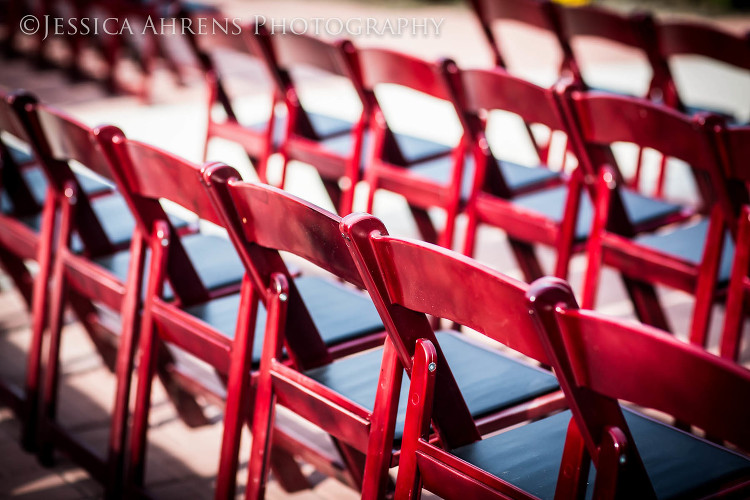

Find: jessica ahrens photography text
<box><xmin>19</xmin><ymin>15</ymin><xmax>446</xmax><ymax>40</ymax></box>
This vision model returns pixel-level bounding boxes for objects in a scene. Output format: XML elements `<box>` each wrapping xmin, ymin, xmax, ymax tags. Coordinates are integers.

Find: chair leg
<box><xmin>322</xmin><ymin>178</ymin><xmax>344</xmax><ymax>216</ymax></box>
<box><xmin>621</xmin><ymin>276</ymin><xmax>671</xmax><ymax>332</ymax></box>
<box><xmin>461</xmin><ymin>210</ymin><xmax>479</xmax><ymax>258</ymax></box>
<box><xmin>37</xmin><ymin>260</ymin><xmax>68</xmax><ymax>466</ymax></box>
<box><xmin>507</xmin><ymin>238</ymin><xmax>544</xmax><ymax>282</ymax></box>
<box><xmin>361</xmin><ymin>338</ymin><xmax>402</xmax><ymax>500</ymax></box>
<box><xmin>20</xmin><ymin>193</ymin><xmax>58</xmax><ymax>452</ymax></box>
<box><xmin>408</xmin><ymin>205</ymin><xmax>439</xmax><ymax>245</ymax></box>
<box><xmin>216</xmin><ymin>281</ymin><xmax>259</xmax><ymax>499</ymax></box>
<box><xmin>125</xmin><ymin>314</ymin><xmax>160</xmax><ymax>489</ymax></box>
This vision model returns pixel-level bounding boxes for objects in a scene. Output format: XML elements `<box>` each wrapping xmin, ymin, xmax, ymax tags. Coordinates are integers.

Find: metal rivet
<box><xmin>427</xmin><ymin>362</ymin><xmax>436</xmax><ymax>372</ymax></box>
<box><xmin>279</xmin><ymin>292</ymin><xmax>288</xmax><ymax>302</ymax></box>
<box><xmin>242</xmin><ymin>217</ymin><xmax>247</xmax><ymax>224</ymax></box>
<box><xmin>64</xmin><ymin>187</ymin><xmax>74</xmax><ymax>198</ymax></box>
<box><xmin>156</xmin><ymin>229</ymin><xmax>165</xmax><ymax>239</ymax></box>
<box><xmin>161</xmin><ymin>238</ymin><xmax>168</xmax><ymax>247</ymax></box>
<box><xmin>619</xmin><ymin>454</ymin><xmax>627</xmax><ymax>465</ymax></box>
<box><xmin>528</xmin><ymin>308</ymin><xmax>535</xmax><ymax>315</ymax></box>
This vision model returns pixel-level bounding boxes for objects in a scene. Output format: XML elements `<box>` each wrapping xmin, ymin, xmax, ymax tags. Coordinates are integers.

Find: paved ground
<box><xmin>0</xmin><ymin>0</ymin><xmax>749</xmax><ymax>498</ymax></box>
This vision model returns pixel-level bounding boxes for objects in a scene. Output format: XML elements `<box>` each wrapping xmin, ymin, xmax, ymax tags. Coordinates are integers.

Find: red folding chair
<box><xmin>447</xmin><ymin>67</ymin><xmax>578</xmax><ymax>280</ymax></box>
<box><xmin>0</xmin><ymin>90</ymin><xmax>112</xmax><ymax>445</ymax></box>
<box><xmin>650</xmin><ymin>20</ymin><xmax>750</xmax><ymax>198</ymax></box>
<box><xmin>262</xmin><ymin>32</ymin><xmax>368</xmax><ymax>215</ymax></box>
<box><xmin>555</xmin><ymin>4</ymin><xmax>664</xmax><ymax>98</ymax></box>
<box><xmin>656</xmin><ymin>20</ymin><xmax>750</xmax><ymax>122</ymax></box>
<box><xmin>467</xmin><ymin>0</ymin><xmax>570</xmax><ymax>172</ymax></box>
<box><xmin>563</xmin><ymin>89</ymin><xmax>730</xmax><ymax>342</ymax></box>
<box><xmin>556</xmin><ymin>4</ymin><xmax>676</xmax><ymax>195</ymax></box>
<box><xmin>713</xmin><ymin>124</ymin><xmax>750</xmax><ymax>361</ymax></box>
<box><xmin>213</xmin><ymin>179</ymin><xmax>565</xmax><ymax>498</ymax></box>
<box><xmin>185</xmin><ymin>18</ymin><xmax>282</xmax><ymax>182</ymax></box>
<box><xmin>96</xmin><ymin>140</ymin><xmax>386</xmax><ymax>498</ymax></box>
<box><xmin>529</xmin><ymin>277</ymin><xmax>750</xmax><ymax>499</ymax></box>
<box><xmin>359</xmin><ymin>48</ymin><xmax>469</xmax><ymax>248</ymax></box>
<box><xmin>16</xmin><ymin>99</ymin><xmax>217</xmax><ymax>494</ymax></box>
<box><xmin>469</xmin><ymin>0</ymin><xmax>575</xmax><ymax>77</ymax></box>
<box><xmin>338</xmin><ymin>213</ymin><xmax>565</xmax><ymax>499</ymax></box>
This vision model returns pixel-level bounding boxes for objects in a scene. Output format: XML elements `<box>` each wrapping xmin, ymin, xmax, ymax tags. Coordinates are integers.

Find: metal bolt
<box><xmin>427</xmin><ymin>362</ymin><xmax>436</xmax><ymax>372</ymax></box>
<box><xmin>279</xmin><ymin>292</ymin><xmax>288</xmax><ymax>302</ymax></box>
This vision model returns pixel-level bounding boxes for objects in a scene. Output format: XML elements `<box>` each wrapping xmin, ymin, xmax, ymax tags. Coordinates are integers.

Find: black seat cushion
<box><xmin>246</xmin><ymin>112</ymin><xmax>287</xmax><ymax>149</ymax></box>
<box><xmin>451</xmin><ymin>409</ymin><xmax>750</xmax><ymax>499</ymax></box>
<box><xmin>183</xmin><ymin>275</ymin><xmax>384</xmax><ymax>364</ymax></box>
<box><xmin>409</xmin><ymin>155</ymin><xmax>560</xmax><ymax>201</ymax></box>
<box><xmin>1</xmin><ymin>165</ymin><xmax>112</xmax><ymax>215</ymax></box>
<box><xmin>93</xmin><ymin>232</ymin><xmax>244</xmax><ymax>300</ymax></box>
<box><xmin>512</xmin><ymin>185</ymin><xmax>683</xmax><ymax>241</ymax></box>
<box><xmin>7</xmin><ymin>143</ymin><xmax>35</xmax><ymax>165</ymax></box>
<box><xmin>635</xmin><ymin>219</ymin><xmax>734</xmax><ymax>286</ymax></box>
<box><xmin>305</xmin><ymin>331</ymin><xmax>559</xmax><ymax>442</ymax></box>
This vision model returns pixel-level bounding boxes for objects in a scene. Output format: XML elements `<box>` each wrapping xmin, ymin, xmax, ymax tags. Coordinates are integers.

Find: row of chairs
<box><xmin>472</xmin><ymin>0</ymin><xmax>750</xmax><ymax>118</ymax></box>
<box><xmin>470</xmin><ymin>0</ymin><xmax>750</xmax><ymax>197</ymax></box>
<box><xmin>1</xmin><ymin>0</ymin><xmax>206</xmax><ymax>97</ymax></box>
<box><xmin>186</xmin><ymin>20</ymin><xmax>750</xmax><ymax>358</ymax></box>
<box><xmin>1</xmin><ymin>86</ymin><xmax>750</xmax><ymax>498</ymax></box>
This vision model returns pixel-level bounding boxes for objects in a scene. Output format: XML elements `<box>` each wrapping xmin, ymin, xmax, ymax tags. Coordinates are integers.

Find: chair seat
<box><xmin>409</xmin><ymin>155</ymin><xmax>560</xmax><ymax>200</ymax></box>
<box><xmin>307</xmin><ymin>112</ymin><xmax>354</xmax><ymax>139</ymax></box>
<box><xmin>305</xmin><ymin>331</ymin><xmax>559</xmax><ymax>442</ymax></box>
<box><xmin>1</xmin><ymin>165</ymin><xmax>112</xmax><ymax>215</ymax></box>
<box><xmin>7</xmin><ymin>143</ymin><xmax>34</xmax><ymax>165</ymax></box>
<box><xmin>93</xmin><ymin>232</ymin><xmax>244</xmax><ymax>300</ymax></box>
<box><xmin>634</xmin><ymin>219</ymin><xmax>734</xmax><ymax>285</ymax></box>
<box><xmin>452</xmin><ymin>409</ymin><xmax>750</xmax><ymax>500</ymax></box>
<box><xmin>183</xmin><ymin>275</ymin><xmax>383</xmax><ymax>364</ymax></box>
<box><xmin>245</xmin><ymin>113</ymin><xmax>287</xmax><ymax>149</ymax></box>
<box><xmin>513</xmin><ymin>185</ymin><xmax>683</xmax><ymax>241</ymax></box>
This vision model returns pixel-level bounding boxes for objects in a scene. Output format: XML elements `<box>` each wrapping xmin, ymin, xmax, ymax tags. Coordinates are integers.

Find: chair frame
<box><xmin>359</xmin><ymin>48</ymin><xmax>470</xmax><ymax>248</ymax></box>
<box><xmin>338</xmin><ymin>213</ymin><xmax>566</xmax><ymax>499</ymax></box>
<box><xmin>528</xmin><ymin>276</ymin><xmax>750</xmax><ymax>498</ymax></box>
<box><xmin>261</xmin><ymin>32</ymin><xmax>370</xmax><ymax>215</ymax></box>
<box><xmin>447</xmin><ymin>67</ymin><xmax>578</xmax><ymax>281</ymax></box>
<box><xmin>185</xmin><ymin>18</ymin><xmax>281</xmax><ymax>182</ymax></box>
<box><xmin>560</xmin><ymin>87</ymin><xmax>723</xmax><ymax>338</ymax></box>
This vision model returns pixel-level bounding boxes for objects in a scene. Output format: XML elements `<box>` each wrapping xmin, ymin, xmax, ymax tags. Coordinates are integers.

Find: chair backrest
<box><xmin>559</xmin><ymin>86</ymin><xmax>728</xmax><ymax>232</ymax></box>
<box><xmin>357</xmin><ymin>48</ymin><xmax>455</xmax><ymax>102</ymax></box>
<box><xmin>341</xmin><ymin>212</ymin><xmax>551</xmax><ymax>449</ymax></box>
<box><xmin>468</xmin><ymin>0</ymin><xmax>574</xmax><ymax>75</ymax></box>
<box><xmin>202</xmin><ymin>165</ymin><xmax>368</xmax><ymax>370</ymax></box>
<box><xmin>447</xmin><ymin>66</ymin><xmax>570</xmax><ymax>196</ymax></box>
<box><xmin>528</xmin><ymin>277</ymin><xmax>750</xmax><ymax>495</ymax></box>
<box><xmin>264</xmin><ymin>33</ymin><xmax>367</xmax><ymax>139</ymax></box>
<box><xmin>556</xmin><ymin>4</ymin><xmax>663</xmax><ymax>97</ymax></box>
<box><xmin>657</xmin><ymin>21</ymin><xmax>750</xmax><ymax>72</ymax></box>
<box><xmin>713</xmin><ymin>124</ymin><xmax>750</xmax><ymax>230</ymax></box>
<box><xmin>18</xmin><ymin>98</ymin><xmax>123</xmax><ymax>256</ymax></box>
<box><xmin>356</xmin><ymin>48</ymin><xmax>463</xmax><ymax>164</ymax></box>
<box><xmin>0</xmin><ymin>90</ymin><xmax>42</xmax><ymax>216</ymax></box>
<box><xmin>184</xmin><ymin>19</ymin><xmax>277</xmax><ymax>120</ymax></box>
<box><xmin>657</xmin><ymin>21</ymin><xmax>750</xmax><ymax>116</ymax></box>
<box><xmin>96</xmin><ymin>130</ymin><xmax>229</xmax><ymax>305</ymax></box>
